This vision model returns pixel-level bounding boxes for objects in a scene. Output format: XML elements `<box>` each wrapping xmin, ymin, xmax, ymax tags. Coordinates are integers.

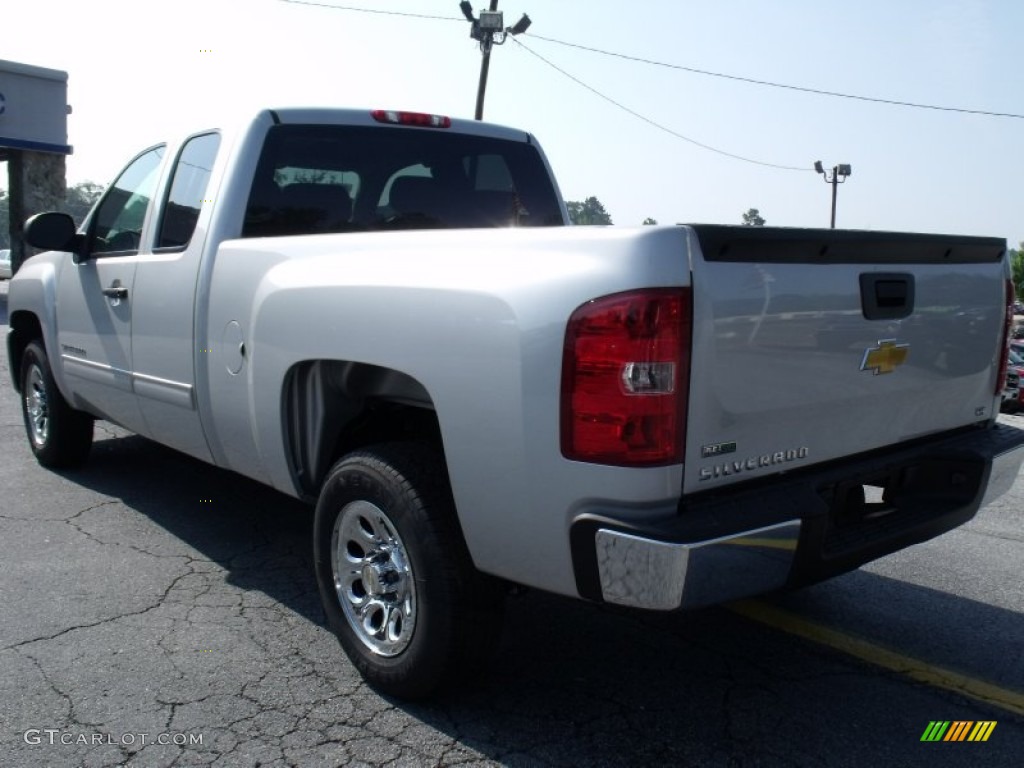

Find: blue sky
<box><xmin>4</xmin><ymin>0</ymin><xmax>1022</xmax><ymax>246</ymax></box>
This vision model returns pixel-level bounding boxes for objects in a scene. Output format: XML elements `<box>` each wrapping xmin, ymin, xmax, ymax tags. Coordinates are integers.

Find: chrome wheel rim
<box><xmin>332</xmin><ymin>500</ymin><xmax>416</xmax><ymax>657</ymax></box>
<box><xmin>25</xmin><ymin>364</ymin><xmax>49</xmax><ymax>448</ymax></box>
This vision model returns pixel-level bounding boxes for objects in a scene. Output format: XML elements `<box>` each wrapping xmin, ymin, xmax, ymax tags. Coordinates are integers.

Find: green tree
<box><xmin>742</xmin><ymin>207</ymin><xmax>766</xmax><ymax>226</ymax></box>
<box><xmin>1011</xmin><ymin>244</ymin><xmax>1024</xmax><ymax>301</ymax></box>
<box><xmin>642</xmin><ymin>217</ymin><xmax>658</xmax><ymax>225</ymax></box>
<box><xmin>566</xmin><ymin>197</ymin><xmax>613</xmax><ymax>225</ymax></box>
<box><xmin>61</xmin><ymin>181</ymin><xmax>105</xmax><ymax>226</ymax></box>
<box><xmin>1</xmin><ymin>182</ymin><xmax>104</xmax><ymax>252</ymax></box>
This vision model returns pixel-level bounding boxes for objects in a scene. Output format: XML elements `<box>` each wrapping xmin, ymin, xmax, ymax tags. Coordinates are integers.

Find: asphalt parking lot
<box><xmin>1</xmin><ymin>279</ymin><xmax>1022</xmax><ymax>767</ymax></box>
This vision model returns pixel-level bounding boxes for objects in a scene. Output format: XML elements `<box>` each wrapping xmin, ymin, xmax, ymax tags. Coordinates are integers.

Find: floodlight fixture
<box><xmin>478</xmin><ymin>10</ymin><xmax>504</xmax><ymax>30</ymax></box>
<box><xmin>814</xmin><ymin>160</ymin><xmax>824</xmax><ymax>174</ymax></box>
<box><xmin>837</xmin><ymin>164</ymin><xmax>852</xmax><ymax>177</ymax></box>
<box><xmin>458</xmin><ymin>2</ymin><xmax>535</xmax><ymax>121</ymax></box>
<box><xmin>509</xmin><ymin>13</ymin><xmax>532</xmax><ymax>35</ymax></box>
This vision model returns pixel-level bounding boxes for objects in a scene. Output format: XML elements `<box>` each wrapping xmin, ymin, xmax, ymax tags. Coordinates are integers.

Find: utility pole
<box><xmin>459</xmin><ymin>2</ymin><xmax>532</xmax><ymax>120</ymax></box>
<box><xmin>814</xmin><ymin>161</ymin><xmax>852</xmax><ymax>229</ymax></box>
<box><xmin>474</xmin><ymin>0</ymin><xmax>498</xmax><ymax>122</ymax></box>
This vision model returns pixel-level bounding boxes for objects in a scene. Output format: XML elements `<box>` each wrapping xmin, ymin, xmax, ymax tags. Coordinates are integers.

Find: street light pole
<box><xmin>829</xmin><ymin>173</ymin><xmax>838</xmax><ymax>229</ymax></box>
<box><xmin>814</xmin><ymin>161</ymin><xmax>852</xmax><ymax>229</ymax></box>
<box><xmin>475</xmin><ymin>0</ymin><xmax>499</xmax><ymax>121</ymax></box>
<box><xmin>459</xmin><ymin>2</ymin><xmax>532</xmax><ymax>121</ymax></box>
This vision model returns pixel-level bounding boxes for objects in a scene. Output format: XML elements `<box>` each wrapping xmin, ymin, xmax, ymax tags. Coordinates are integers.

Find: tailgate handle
<box><xmin>860</xmin><ymin>273</ymin><xmax>914</xmax><ymax>320</ymax></box>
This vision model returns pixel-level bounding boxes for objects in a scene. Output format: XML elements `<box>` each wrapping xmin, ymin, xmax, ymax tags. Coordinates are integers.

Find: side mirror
<box><xmin>24</xmin><ymin>212</ymin><xmax>84</xmax><ymax>259</ymax></box>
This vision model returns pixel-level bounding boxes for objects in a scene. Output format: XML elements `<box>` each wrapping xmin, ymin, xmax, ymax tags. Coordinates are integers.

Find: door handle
<box><xmin>102</xmin><ymin>283</ymin><xmax>128</xmax><ymax>300</ymax></box>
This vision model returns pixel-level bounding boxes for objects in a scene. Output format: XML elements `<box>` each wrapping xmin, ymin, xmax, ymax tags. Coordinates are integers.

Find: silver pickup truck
<box><xmin>8</xmin><ymin>107</ymin><xmax>1024</xmax><ymax>698</ymax></box>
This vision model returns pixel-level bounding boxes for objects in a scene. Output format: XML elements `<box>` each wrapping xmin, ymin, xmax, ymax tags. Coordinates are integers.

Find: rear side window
<box><xmin>157</xmin><ymin>132</ymin><xmax>221</xmax><ymax>249</ymax></box>
<box><xmin>243</xmin><ymin>124</ymin><xmax>564</xmax><ymax>237</ymax></box>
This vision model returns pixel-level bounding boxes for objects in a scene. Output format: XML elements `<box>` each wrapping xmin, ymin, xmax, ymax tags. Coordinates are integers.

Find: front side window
<box><xmin>89</xmin><ymin>146</ymin><xmax>165</xmax><ymax>255</ymax></box>
<box><xmin>157</xmin><ymin>132</ymin><xmax>221</xmax><ymax>249</ymax></box>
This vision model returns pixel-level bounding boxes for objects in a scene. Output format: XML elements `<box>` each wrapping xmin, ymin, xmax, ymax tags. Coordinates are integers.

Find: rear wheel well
<box><xmin>282</xmin><ymin>360</ymin><xmax>444</xmax><ymax>498</ymax></box>
<box><xmin>329</xmin><ymin>402</ymin><xmax>442</xmax><ymax>462</ymax></box>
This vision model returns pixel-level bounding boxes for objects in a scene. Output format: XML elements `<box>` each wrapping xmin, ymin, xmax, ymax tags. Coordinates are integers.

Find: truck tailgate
<box><xmin>683</xmin><ymin>226</ymin><xmax>1008</xmax><ymax>493</ymax></box>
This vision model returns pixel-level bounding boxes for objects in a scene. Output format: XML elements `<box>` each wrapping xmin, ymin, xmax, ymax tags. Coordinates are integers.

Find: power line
<box><xmin>511</xmin><ymin>38</ymin><xmax>810</xmax><ymax>172</ymax></box>
<box><xmin>527</xmin><ymin>34</ymin><xmax>1024</xmax><ymax>121</ymax></box>
<box><xmin>277</xmin><ymin>0</ymin><xmax>809</xmax><ymax>170</ymax></box>
<box><xmin>278</xmin><ymin>0</ymin><xmax>459</xmax><ymax>22</ymax></box>
<box><xmin>278</xmin><ymin>1</ymin><xmax>1023</xmax><ymax>122</ymax></box>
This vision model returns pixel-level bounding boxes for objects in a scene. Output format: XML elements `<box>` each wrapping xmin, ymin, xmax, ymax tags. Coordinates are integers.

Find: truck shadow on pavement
<box><xmin>57</xmin><ymin>427</ymin><xmax>1022</xmax><ymax>766</ymax></box>
<box><xmin>61</xmin><ymin>427</ymin><xmax>324</xmax><ymax>626</ymax></box>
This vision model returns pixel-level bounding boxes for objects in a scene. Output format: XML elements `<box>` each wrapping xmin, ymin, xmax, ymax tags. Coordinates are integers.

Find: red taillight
<box><xmin>371</xmin><ymin>110</ymin><xmax>451</xmax><ymax>128</ymax></box>
<box><xmin>996</xmin><ymin>278</ymin><xmax>1014</xmax><ymax>395</ymax></box>
<box><xmin>561</xmin><ymin>289</ymin><xmax>691</xmax><ymax>466</ymax></box>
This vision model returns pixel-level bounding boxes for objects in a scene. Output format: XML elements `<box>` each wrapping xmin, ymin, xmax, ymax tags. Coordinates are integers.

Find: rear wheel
<box><xmin>20</xmin><ymin>341</ymin><xmax>93</xmax><ymax>468</ymax></box>
<box><xmin>314</xmin><ymin>443</ymin><xmax>504</xmax><ymax>699</ymax></box>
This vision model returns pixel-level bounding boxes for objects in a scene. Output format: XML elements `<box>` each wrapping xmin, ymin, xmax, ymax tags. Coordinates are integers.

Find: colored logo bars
<box><xmin>921</xmin><ymin>721</ymin><xmax>996</xmax><ymax>742</ymax></box>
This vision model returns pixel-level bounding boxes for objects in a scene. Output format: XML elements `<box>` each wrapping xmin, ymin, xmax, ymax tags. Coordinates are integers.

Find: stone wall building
<box><xmin>0</xmin><ymin>59</ymin><xmax>71</xmax><ymax>273</ymax></box>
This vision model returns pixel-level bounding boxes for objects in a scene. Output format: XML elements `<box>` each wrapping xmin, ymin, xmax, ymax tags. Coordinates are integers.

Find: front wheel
<box><xmin>313</xmin><ymin>443</ymin><xmax>504</xmax><ymax>699</ymax></box>
<box><xmin>20</xmin><ymin>341</ymin><xmax>93</xmax><ymax>468</ymax></box>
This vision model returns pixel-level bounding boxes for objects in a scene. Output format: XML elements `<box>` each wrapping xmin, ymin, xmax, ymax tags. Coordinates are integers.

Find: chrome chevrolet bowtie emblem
<box><xmin>860</xmin><ymin>339</ymin><xmax>909</xmax><ymax>375</ymax></box>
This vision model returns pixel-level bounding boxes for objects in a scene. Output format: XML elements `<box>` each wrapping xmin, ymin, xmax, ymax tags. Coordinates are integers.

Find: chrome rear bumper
<box><xmin>595</xmin><ymin>521</ymin><xmax>800</xmax><ymax>610</ymax></box>
<box><xmin>572</xmin><ymin>421</ymin><xmax>1024</xmax><ymax>611</ymax></box>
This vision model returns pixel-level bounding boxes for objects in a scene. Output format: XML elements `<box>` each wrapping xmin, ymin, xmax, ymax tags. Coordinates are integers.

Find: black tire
<box><xmin>313</xmin><ymin>442</ymin><xmax>504</xmax><ymax>699</ymax></box>
<box><xmin>20</xmin><ymin>341</ymin><xmax>94</xmax><ymax>468</ymax></box>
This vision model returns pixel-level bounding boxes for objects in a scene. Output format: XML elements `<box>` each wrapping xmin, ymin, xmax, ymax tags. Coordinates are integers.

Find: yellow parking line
<box><xmin>729</xmin><ymin>537</ymin><xmax>798</xmax><ymax>551</ymax></box>
<box><xmin>729</xmin><ymin>599</ymin><xmax>1024</xmax><ymax>717</ymax></box>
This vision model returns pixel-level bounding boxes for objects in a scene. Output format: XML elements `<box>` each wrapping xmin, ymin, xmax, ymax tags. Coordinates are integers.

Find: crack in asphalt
<box><xmin>65</xmin><ymin>499</ymin><xmax>219</xmax><ymax>563</ymax></box>
<box><xmin>0</xmin><ymin>498</ymin><xmax>118</xmax><ymax>523</ymax></box>
<box><xmin>16</xmin><ymin>649</ymin><xmax>76</xmax><ymax>725</ymax></box>
<box><xmin>5</xmin><ymin>601</ymin><xmax>164</xmax><ymax>653</ymax></box>
<box><xmin>963</xmin><ymin>525</ymin><xmax>1024</xmax><ymax>544</ymax></box>
<box><xmin>3</xmin><ymin>557</ymin><xmax>197</xmax><ymax>653</ymax></box>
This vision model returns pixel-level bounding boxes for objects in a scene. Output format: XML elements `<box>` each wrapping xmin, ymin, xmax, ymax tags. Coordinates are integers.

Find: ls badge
<box><xmin>860</xmin><ymin>339</ymin><xmax>909</xmax><ymax>375</ymax></box>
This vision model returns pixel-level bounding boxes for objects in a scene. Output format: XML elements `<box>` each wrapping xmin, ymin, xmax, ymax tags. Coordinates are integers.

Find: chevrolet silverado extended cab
<box><xmin>8</xmin><ymin>107</ymin><xmax>1024</xmax><ymax>698</ymax></box>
